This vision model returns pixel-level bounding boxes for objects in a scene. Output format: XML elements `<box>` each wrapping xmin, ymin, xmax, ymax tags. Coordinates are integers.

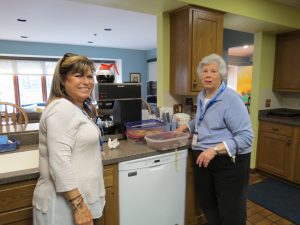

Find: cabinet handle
<box><xmin>272</xmin><ymin>128</ymin><xmax>279</xmax><ymax>131</ymax></box>
<box><xmin>287</xmin><ymin>139</ymin><xmax>291</xmax><ymax>145</ymax></box>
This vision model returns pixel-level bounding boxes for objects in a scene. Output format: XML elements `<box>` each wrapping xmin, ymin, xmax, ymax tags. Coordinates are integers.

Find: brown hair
<box><xmin>48</xmin><ymin>53</ymin><xmax>97</xmax><ymax>117</ymax></box>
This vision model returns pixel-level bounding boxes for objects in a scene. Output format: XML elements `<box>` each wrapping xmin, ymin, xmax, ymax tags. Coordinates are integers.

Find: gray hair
<box><xmin>197</xmin><ymin>53</ymin><xmax>227</xmax><ymax>80</ymax></box>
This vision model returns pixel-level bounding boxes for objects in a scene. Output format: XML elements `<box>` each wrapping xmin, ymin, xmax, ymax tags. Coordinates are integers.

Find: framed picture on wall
<box><xmin>130</xmin><ymin>73</ymin><xmax>141</xmax><ymax>83</ymax></box>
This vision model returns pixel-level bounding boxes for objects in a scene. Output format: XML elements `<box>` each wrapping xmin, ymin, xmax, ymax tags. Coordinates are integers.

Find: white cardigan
<box><xmin>32</xmin><ymin>98</ymin><xmax>105</xmax><ymax>214</ymax></box>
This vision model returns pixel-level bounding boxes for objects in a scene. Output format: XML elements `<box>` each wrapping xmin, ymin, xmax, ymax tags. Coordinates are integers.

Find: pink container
<box><xmin>144</xmin><ymin>131</ymin><xmax>189</xmax><ymax>151</ymax></box>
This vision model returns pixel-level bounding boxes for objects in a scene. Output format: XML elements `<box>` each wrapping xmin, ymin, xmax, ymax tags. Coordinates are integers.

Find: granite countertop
<box><xmin>0</xmin><ymin>140</ymin><xmax>188</xmax><ymax>185</ymax></box>
<box><xmin>259</xmin><ymin>108</ymin><xmax>300</xmax><ymax>126</ymax></box>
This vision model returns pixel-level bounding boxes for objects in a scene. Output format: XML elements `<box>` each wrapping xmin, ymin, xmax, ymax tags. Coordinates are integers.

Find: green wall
<box><xmin>250</xmin><ymin>32</ymin><xmax>276</xmax><ymax>167</ymax></box>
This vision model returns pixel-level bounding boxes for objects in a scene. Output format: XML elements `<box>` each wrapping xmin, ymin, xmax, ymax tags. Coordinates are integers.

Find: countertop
<box><xmin>259</xmin><ymin>108</ymin><xmax>300</xmax><ymax>126</ymax></box>
<box><xmin>0</xmin><ymin>140</ymin><xmax>188</xmax><ymax>185</ymax></box>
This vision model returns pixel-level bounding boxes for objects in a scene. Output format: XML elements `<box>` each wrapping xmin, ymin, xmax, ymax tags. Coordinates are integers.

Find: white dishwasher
<box><xmin>119</xmin><ymin>149</ymin><xmax>188</xmax><ymax>225</ymax></box>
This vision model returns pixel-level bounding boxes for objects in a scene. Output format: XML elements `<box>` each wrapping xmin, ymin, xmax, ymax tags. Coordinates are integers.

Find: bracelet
<box><xmin>71</xmin><ymin>196</ymin><xmax>84</xmax><ymax>211</ymax></box>
<box><xmin>68</xmin><ymin>194</ymin><xmax>82</xmax><ymax>202</ymax></box>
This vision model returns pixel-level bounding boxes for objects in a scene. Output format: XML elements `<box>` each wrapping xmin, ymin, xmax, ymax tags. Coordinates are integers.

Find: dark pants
<box><xmin>193</xmin><ymin>152</ymin><xmax>251</xmax><ymax>225</ymax></box>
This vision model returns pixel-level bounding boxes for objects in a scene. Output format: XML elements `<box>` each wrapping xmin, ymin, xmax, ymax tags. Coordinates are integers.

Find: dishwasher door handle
<box><xmin>148</xmin><ymin>164</ymin><xmax>165</xmax><ymax>171</ymax></box>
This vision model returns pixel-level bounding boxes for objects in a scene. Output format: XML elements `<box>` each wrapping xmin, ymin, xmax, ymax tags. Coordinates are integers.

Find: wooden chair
<box><xmin>0</xmin><ymin>102</ymin><xmax>29</xmax><ymax>128</ymax></box>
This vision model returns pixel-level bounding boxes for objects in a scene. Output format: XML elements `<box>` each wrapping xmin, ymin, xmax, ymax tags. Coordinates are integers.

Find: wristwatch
<box><xmin>213</xmin><ymin>146</ymin><xmax>221</xmax><ymax>155</ymax></box>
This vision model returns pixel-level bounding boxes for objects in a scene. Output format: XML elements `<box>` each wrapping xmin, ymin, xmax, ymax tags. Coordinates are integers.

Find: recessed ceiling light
<box><xmin>20</xmin><ymin>36</ymin><xmax>28</xmax><ymax>39</ymax></box>
<box><xmin>88</xmin><ymin>41</ymin><xmax>94</xmax><ymax>44</ymax></box>
<box><xmin>17</xmin><ymin>18</ymin><xmax>27</xmax><ymax>22</ymax></box>
<box><xmin>104</xmin><ymin>28</ymin><xmax>111</xmax><ymax>31</ymax></box>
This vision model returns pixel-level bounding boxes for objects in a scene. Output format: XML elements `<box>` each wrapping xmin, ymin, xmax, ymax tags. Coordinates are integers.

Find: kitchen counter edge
<box><xmin>0</xmin><ymin>140</ymin><xmax>188</xmax><ymax>185</ymax></box>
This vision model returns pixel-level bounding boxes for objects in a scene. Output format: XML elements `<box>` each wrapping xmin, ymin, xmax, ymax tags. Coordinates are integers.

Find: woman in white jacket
<box><xmin>33</xmin><ymin>53</ymin><xmax>105</xmax><ymax>225</ymax></box>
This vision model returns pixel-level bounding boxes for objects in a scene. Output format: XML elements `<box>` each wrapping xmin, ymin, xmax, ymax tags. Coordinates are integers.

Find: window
<box><xmin>0</xmin><ymin>57</ymin><xmax>122</xmax><ymax>108</ymax></box>
<box><xmin>18</xmin><ymin>75</ymin><xmax>43</xmax><ymax>105</ymax></box>
<box><xmin>0</xmin><ymin>75</ymin><xmax>15</xmax><ymax>103</ymax></box>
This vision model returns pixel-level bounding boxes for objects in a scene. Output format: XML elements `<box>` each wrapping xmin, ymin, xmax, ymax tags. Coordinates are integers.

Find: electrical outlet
<box><xmin>265</xmin><ymin>99</ymin><xmax>271</xmax><ymax>107</ymax></box>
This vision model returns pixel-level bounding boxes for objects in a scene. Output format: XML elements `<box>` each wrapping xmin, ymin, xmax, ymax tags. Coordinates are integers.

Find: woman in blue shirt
<box><xmin>177</xmin><ymin>53</ymin><xmax>253</xmax><ymax>225</ymax></box>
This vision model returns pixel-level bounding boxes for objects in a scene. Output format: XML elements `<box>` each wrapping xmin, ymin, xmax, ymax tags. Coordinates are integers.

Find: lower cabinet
<box><xmin>0</xmin><ymin>164</ymin><xmax>119</xmax><ymax>225</ymax></box>
<box><xmin>95</xmin><ymin>164</ymin><xmax>119</xmax><ymax>225</ymax></box>
<box><xmin>256</xmin><ymin>121</ymin><xmax>300</xmax><ymax>184</ymax></box>
<box><xmin>0</xmin><ymin>179</ymin><xmax>36</xmax><ymax>225</ymax></box>
<box><xmin>294</xmin><ymin>131</ymin><xmax>300</xmax><ymax>184</ymax></box>
<box><xmin>185</xmin><ymin>151</ymin><xmax>207</xmax><ymax>225</ymax></box>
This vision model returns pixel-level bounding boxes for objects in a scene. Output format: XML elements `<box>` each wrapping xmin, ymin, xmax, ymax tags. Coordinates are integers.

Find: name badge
<box><xmin>192</xmin><ymin>132</ymin><xmax>198</xmax><ymax>146</ymax></box>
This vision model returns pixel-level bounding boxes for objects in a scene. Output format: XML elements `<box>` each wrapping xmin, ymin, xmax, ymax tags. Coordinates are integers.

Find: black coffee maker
<box><xmin>94</xmin><ymin>83</ymin><xmax>142</xmax><ymax>134</ymax></box>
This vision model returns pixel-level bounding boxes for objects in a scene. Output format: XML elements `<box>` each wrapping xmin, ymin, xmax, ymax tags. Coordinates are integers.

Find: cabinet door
<box><xmin>170</xmin><ymin>6</ymin><xmax>223</xmax><ymax>95</ymax></box>
<box><xmin>191</xmin><ymin>9</ymin><xmax>223</xmax><ymax>92</ymax></box>
<box><xmin>256</xmin><ymin>131</ymin><xmax>292</xmax><ymax>179</ymax></box>
<box><xmin>185</xmin><ymin>151</ymin><xmax>207</xmax><ymax>225</ymax></box>
<box><xmin>94</xmin><ymin>187</ymin><xmax>115</xmax><ymax>225</ymax></box>
<box><xmin>0</xmin><ymin>179</ymin><xmax>35</xmax><ymax>225</ymax></box>
<box><xmin>95</xmin><ymin>164</ymin><xmax>118</xmax><ymax>225</ymax></box>
<box><xmin>273</xmin><ymin>31</ymin><xmax>300</xmax><ymax>91</ymax></box>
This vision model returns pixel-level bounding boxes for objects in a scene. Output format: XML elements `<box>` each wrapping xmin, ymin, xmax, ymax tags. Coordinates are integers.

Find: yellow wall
<box><xmin>250</xmin><ymin>32</ymin><xmax>276</xmax><ymax>168</ymax></box>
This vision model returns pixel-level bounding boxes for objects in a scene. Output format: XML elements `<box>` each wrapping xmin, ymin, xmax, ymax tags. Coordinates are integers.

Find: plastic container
<box><xmin>125</xmin><ymin>132</ymin><xmax>145</xmax><ymax>144</ymax></box>
<box><xmin>125</xmin><ymin>119</ymin><xmax>166</xmax><ymax>139</ymax></box>
<box><xmin>0</xmin><ymin>140</ymin><xmax>20</xmax><ymax>153</ymax></box>
<box><xmin>145</xmin><ymin>131</ymin><xmax>190</xmax><ymax>151</ymax></box>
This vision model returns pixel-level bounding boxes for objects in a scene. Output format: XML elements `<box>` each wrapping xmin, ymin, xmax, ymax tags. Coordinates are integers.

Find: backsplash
<box><xmin>259</xmin><ymin>89</ymin><xmax>300</xmax><ymax>110</ymax></box>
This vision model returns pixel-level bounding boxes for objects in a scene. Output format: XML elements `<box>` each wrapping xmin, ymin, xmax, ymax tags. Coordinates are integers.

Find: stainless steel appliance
<box><xmin>94</xmin><ymin>83</ymin><xmax>142</xmax><ymax>134</ymax></box>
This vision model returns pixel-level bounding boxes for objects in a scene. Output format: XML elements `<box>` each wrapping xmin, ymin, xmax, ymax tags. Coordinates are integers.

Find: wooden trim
<box><xmin>13</xmin><ymin>75</ymin><xmax>20</xmax><ymax>106</ymax></box>
<box><xmin>41</xmin><ymin>75</ymin><xmax>47</xmax><ymax>102</ymax></box>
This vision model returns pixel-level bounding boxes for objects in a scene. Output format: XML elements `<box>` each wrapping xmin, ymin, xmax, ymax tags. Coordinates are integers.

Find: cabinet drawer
<box><xmin>0</xmin><ymin>207</ymin><xmax>32</xmax><ymax>225</ymax></box>
<box><xmin>0</xmin><ymin>180</ymin><xmax>36</xmax><ymax>214</ymax></box>
<box><xmin>259</xmin><ymin>121</ymin><xmax>293</xmax><ymax>136</ymax></box>
<box><xmin>104</xmin><ymin>165</ymin><xmax>114</xmax><ymax>188</ymax></box>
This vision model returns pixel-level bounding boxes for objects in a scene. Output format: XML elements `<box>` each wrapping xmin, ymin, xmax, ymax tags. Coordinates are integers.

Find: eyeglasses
<box><xmin>60</xmin><ymin>53</ymin><xmax>77</xmax><ymax>74</ymax></box>
<box><xmin>61</xmin><ymin>53</ymin><xmax>77</xmax><ymax>62</ymax></box>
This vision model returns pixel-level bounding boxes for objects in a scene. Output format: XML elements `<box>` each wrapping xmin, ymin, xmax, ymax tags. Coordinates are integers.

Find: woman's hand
<box><xmin>73</xmin><ymin>198</ymin><xmax>94</xmax><ymax>225</ymax></box>
<box><xmin>196</xmin><ymin>148</ymin><xmax>217</xmax><ymax>168</ymax></box>
<box><xmin>175</xmin><ymin>124</ymin><xmax>188</xmax><ymax>133</ymax></box>
<box><xmin>64</xmin><ymin>188</ymin><xmax>93</xmax><ymax>225</ymax></box>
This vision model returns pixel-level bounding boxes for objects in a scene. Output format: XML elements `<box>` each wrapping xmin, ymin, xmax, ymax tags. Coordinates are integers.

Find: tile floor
<box><xmin>247</xmin><ymin>172</ymin><xmax>295</xmax><ymax>225</ymax></box>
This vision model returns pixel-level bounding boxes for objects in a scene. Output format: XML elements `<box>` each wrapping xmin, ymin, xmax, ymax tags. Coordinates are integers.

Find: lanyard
<box><xmin>196</xmin><ymin>83</ymin><xmax>227</xmax><ymax>132</ymax></box>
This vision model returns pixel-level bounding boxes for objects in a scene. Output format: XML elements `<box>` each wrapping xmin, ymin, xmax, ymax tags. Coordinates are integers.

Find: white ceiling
<box><xmin>0</xmin><ymin>0</ymin><xmax>298</xmax><ymax>52</ymax></box>
<box><xmin>0</xmin><ymin>0</ymin><xmax>157</xmax><ymax>50</ymax></box>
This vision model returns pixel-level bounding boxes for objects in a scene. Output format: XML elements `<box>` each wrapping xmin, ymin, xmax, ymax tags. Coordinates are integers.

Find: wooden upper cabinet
<box><xmin>170</xmin><ymin>6</ymin><xmax>224</xmax><ymax>95</ymax></box>
<box><xmin>273</xmin><ymin>30</ymin><xmax>300</xmax><ymax>92</ymax></box>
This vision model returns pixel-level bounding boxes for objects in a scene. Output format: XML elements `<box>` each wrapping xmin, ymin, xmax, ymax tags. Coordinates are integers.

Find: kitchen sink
<box><xmin>0</xmin><ymin>150</ymin><xmax>39</xmax><ymax>174</ymax></box>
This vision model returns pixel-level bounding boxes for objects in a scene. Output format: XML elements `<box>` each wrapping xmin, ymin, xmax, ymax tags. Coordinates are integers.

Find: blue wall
<box><xmin>0</xmin><ymin>40</ymin><xmax>148</xmax><ymax>98</ymax></box>
<box><xmin>147</xmin><ymin>49</ymin><xmax>157</xmax><ymax>60</ymax></box>
<box><xmin>223</xmin><ymin>29</ymin><xmax>254</xmax><ymax>49</ymax></box>
<box><xmin>223</xmin><ymin>29</ymin><xmax>254</xmax><ymax>66</ymax></box>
